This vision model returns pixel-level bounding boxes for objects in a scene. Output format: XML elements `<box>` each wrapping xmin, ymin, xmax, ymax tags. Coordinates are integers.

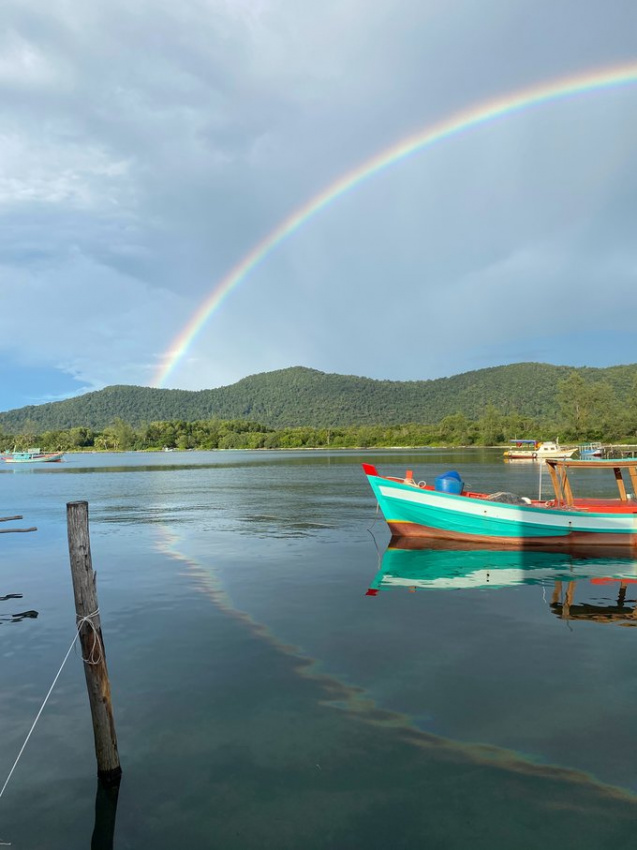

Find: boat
<box><xmin>1</xmin><ymin>448</ymin><xmax>64</xmax><ymax>464</ymax></box>
<box><xmin>578</xmin><ymin>442</ymin><xmax>603</xmax><ymax>458</ymax></box>
<box><xmin>503</xmin><ymin>439</ymin><xmax>577</xmax><ymax>460</ymax></box>
<box><xmin>503</xmin><ymin>439</ymin><xmax>539</xmax><ymax>459</ymax></box>
<box><xmin>362</xmin><ymin>457</ymin><xmax>637</xmax><ymax>547</ymax></box>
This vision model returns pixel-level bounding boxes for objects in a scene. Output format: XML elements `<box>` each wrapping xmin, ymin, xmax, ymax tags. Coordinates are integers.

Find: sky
<box><xmin>1</xmin><ymin>0</ymin><xmax>637</xmax><ymax>412</ymax></box>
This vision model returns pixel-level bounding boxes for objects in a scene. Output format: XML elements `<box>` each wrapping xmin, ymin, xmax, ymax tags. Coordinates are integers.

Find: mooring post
<box><xmin>66</xmin><ymin>501</ymin><xmax>122</xmax><ymax>784</ymax></box>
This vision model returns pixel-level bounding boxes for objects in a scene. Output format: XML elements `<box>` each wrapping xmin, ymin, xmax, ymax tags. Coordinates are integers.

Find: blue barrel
<box><xmin>434</xmin><ymin>471</ymin><xmax>464</xmax><ymax>494</ymax></box>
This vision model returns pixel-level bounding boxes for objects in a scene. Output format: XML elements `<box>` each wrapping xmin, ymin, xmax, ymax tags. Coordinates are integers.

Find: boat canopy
<box><xmin>546</xmin><ymin>457</ymin><xmax>637</xmax><ymax>506</ymax></box>
<box><xmin>547</xmin><ymin>458</ymin><xmax>637</xmax><ymax>468</ymax></box>
<box><xmin>508</xmin><ymin>439</ymin><xmax>537</xmax><ymax>444</ymax></box>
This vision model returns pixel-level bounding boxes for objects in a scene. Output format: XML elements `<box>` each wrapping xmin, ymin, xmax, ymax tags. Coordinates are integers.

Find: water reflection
<box><xmin>0</xmin><ymin>593</ymin><xmax>39</xmax><ymax>624</ymax></box>
<box><xmin>369</xmin><ymin>538</ymin><xmax>637</xmax><ymax>625</ymax></box>
<box><xmin>91</xmin><ymin>776</ymin><xmax>121</xmax><ymax>850</ymax></box>
<box><xmin>551</xmin><ymin>580</ymin><xmax>637</xmax><ymax>626</ymax></box>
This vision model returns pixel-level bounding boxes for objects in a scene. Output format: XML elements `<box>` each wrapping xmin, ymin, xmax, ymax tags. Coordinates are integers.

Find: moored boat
<box><xmin>362</xmin><ymin>458</ymin><xmax>637</xmax><ymax>547</ymax></box>
<box><xmin>578</xmin><ymin>442</ymin><xmax>603</xmax><ymax>458</ymax></box>
<box><xmin>503</xmin><ymin>439</ymin><xmax>539</xmax><ymax>459</ymax></box>
<box><xmin>1</xmin><ymin>448</ymin><xmax>65</xmax><ymax>464</ymax></box>
<box><xmin>504</xmin><ymin>439</ymin><xmax>576</xmax><ymax>460</ymax></box>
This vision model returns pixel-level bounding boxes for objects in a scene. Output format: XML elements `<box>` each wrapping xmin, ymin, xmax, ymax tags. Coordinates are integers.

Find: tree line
<box><xmin>2</xmin><ymin>373</ymin><xmax>636</xmax><ymax>452</ymax></box>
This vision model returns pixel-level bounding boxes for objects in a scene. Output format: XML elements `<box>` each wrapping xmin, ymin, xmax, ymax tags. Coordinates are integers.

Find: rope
<box><xmin>366</xmin><ymin>502</ymin><xmax>380</xmax><ymax>535</ymax></box>
<box><xmin>0</xmin><ymin>609</ymin><xmax>101</xmax><ymax>808</ymax></box>
<box><xmin>76</xmin><ymin>609</ymin><xmax>103</xmax><ymax>666</ymax></box>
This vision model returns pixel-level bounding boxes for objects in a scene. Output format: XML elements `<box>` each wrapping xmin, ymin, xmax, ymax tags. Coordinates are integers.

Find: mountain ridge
<box><xmin>1</xmin><ymin>362</ymin><xmax>636</xmax><ymax>431</ymax></box>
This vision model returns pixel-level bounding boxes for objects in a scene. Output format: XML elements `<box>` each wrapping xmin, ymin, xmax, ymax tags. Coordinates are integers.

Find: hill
<box><xmin>1</xmin><ymin>363</ymin><xmax>636</xmax><ymax>432</ymax></box>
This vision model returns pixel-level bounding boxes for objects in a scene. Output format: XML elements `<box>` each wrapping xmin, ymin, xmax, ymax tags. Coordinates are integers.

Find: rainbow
<box><xmin>154</xmin><ymin>61</ymin><xmax>637</xmax><ymax>387</ymax></box>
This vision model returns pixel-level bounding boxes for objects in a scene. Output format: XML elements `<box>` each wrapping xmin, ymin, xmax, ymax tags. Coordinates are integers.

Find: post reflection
<box><xmin>91</xmin><ymin>776</ymin><xmax>121</xmax><ymax>850</ymax></box>
<box><xmin>551</xmin><ymin>579</ymin><xmax>637</xmax><ymax>625</ymax></box>
<box><xmin>368</xmin><ymin>537</ymin><xmax>637</xmax><ymax>624</ymax></box>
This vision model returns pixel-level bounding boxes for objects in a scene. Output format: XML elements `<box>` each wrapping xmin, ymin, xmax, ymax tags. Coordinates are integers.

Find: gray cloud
<box><xmin>1</xmin><ymin>0</ymin><xmax>636</xmax><ymax>399</ymax></box>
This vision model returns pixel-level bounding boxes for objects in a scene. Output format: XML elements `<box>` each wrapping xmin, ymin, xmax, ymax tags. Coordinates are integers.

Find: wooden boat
<box><xmin>362</xmin><ymin>457</ymin><xmax>637</xmax><ymax>547</ymax></box>
<box><xmin>1</xmin><ymin>448</ymin><xmax>64</xmax><ymax>464</ymax></box>
<box><xmin>503</xmin><ymin>439</ymin><xmax>576</xmax><ymax>460</ymax></box>
<box><xmin>503</xmin><ymin>439</ymin><xmax>538</xmax><ymax>459</ymax></box>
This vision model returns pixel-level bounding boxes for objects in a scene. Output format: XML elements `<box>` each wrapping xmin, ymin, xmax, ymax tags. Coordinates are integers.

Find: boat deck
<box><xmin>381</xmin><ymin>477</ymin><xmax>637</xmax><ymax>514</ymax></box>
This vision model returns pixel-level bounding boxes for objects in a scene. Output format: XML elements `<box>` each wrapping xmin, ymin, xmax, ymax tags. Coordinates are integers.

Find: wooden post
<box><xmin>66</xmin><ymin>501</ymin><xmax>122</xmax><ymax>783</ymax></box>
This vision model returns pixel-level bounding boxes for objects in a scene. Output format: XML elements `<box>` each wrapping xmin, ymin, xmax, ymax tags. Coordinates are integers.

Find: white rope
<box><xmin>76</xmin><ymin>609</ymin><xmax>103</xmax><ymax>666</ymax></box>
<box><xmin>0</xmin><ymin>609</ymin><xmax>101</xmax><ymax>807</ymax></box>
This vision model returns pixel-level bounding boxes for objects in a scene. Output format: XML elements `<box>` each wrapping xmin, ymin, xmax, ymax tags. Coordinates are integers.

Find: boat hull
<box><xmin>504</xmin><ymin>449</ymin><xmax>578</xmax><ymax>460</ymax></box>
<box><xmin>365</xmin><ymin>473</ymin><xmax>637</xmax><ymax>548</ymax></box>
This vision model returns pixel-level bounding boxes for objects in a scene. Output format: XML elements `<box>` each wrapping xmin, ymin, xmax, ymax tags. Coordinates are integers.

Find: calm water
<box><xmin>1</xmin><ymin>449</ymin><xmax>637</xmax><ymax>848</ymax></box>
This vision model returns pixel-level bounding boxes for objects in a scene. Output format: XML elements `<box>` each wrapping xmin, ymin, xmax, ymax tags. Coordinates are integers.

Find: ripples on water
<box><xmin>1</xmin><ymin>449</ymin><xmax>637</xmax><ymax>848</ymax></box>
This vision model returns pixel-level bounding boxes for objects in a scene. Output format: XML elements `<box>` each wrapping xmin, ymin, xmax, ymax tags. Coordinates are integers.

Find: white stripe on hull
<box><xmin>377</xmin><ymin>484</ymin><xmax>637</xmax><ymax>534</ymax></box>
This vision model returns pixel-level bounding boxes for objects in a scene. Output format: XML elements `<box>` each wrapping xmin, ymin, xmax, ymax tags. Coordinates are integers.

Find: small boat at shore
<box><xmin>362</xmin><ymin>457</ymin><xmax>637</xmax><ymax>548</ymax></box>
<box><xmin>1</xmin><ymin>448</ymin><xmax>64</xmax><ymax>464</ymax></box>
<box><xmin>578</xmin><ymin>442</ymin><xmax>603</xmax><ymax>458</ymax></box>
<box><xmin>503</xmin><ymin>439</ymin><xmax>577</xmax><ymax>460</ymax></box>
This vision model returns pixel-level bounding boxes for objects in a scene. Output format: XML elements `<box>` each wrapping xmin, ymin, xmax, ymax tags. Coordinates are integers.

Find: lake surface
<box><xmin>2</xmin><ymin>449</ymin><xmax>637</xmax><ymax>848</ymax></box>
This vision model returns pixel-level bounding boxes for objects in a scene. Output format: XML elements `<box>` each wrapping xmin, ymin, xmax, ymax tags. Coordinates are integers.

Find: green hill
<box><xmin>1</xmin><ymin>363</ymin><xmax>636</xmax><ymax>431</ymax></box>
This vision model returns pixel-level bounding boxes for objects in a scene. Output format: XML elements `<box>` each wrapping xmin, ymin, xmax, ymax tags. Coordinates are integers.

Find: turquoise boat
<box><xmin>362</xmin><ymin>458</ymin><xmax>637</xmax><ymax>548</ymax></box>
<box><xmin>1</xmin><ymin>448</ymin><xmax>64</xmax><ymax>464</ymax></box>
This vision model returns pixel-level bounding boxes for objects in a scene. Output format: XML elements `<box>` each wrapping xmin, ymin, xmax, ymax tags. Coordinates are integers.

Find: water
<box><xmin>1</xmin><ymin>449</ymin><xmax>637</xmax><ymax>848</ymax></box>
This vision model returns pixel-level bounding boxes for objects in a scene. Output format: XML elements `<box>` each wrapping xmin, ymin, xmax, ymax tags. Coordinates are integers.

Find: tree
<box><xmin>477</xmin><ymin>405</ymin><xmax>504</xmax><ymax>446</ymax></box>
<box><xmin>110</xmin><ymin>418</ymin><xmax>135</xmax><ymax>451</ymax></box>
<box><xmin>557</xmin><ymin>372</ymin><xmax>590</xmax><ymax>439</ymax></box>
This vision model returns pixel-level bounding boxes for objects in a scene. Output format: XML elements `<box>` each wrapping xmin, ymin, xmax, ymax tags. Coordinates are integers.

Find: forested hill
<box><xmin>1</xmin><ymin>363</ymin><xmax>637</xmax><ymax>431</ymax></box>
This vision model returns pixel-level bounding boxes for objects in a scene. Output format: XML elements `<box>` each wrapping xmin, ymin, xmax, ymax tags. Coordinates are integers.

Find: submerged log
<box><xmin>0</xmin><ymin>515</ymin><xmax>37</xmax><ymax>533</ymax></box>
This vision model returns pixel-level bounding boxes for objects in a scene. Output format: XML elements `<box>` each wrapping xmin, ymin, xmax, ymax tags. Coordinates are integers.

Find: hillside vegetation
<box><xmin>1</xmin><ymin>363</ymin><xmax>637</xmax><ymax>432</ymax></box>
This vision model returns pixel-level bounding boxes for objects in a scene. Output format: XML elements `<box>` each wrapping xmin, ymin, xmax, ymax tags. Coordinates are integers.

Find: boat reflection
<box><xmin>369</xmin><ymin>538</ymin><xmax>637</xmax><ymax>625</ymax></box>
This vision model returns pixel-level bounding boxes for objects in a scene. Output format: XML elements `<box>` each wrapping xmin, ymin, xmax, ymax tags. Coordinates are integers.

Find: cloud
<box><xmin>0</xmin><ymin>0</ymin><xmax>636</xmax><ymax>403</ymax></box>
<box><xmin>0</xmin><ymin>253</ymin><xmax>189</xmax><ymax>390</ymax></box>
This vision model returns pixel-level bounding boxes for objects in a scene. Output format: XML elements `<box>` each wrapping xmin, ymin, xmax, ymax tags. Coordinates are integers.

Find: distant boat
<box><xmin>1</xmin><ymin>448</ymin><xmax>64</xmax><ymax>464</ymax></box>
<box><xmin>578</xmin><ymin>442</ymin><xmax>603</xmax><ymax>458</ymax></box>
<box><xmin>362</xmin><ymin>457</ymin><xmax>637</xmax><ymax>547</ymax></box>
<box><xmin>503</xmin><ymin>439</ymin><xmax>577</xmax><ymax>460</ymax></box>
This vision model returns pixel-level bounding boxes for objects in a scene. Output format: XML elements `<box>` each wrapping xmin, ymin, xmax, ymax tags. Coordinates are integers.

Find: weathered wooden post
<box><xmin>66</xmin><ymin>501</ymin><xmax>122</xmax><ymax>784</ymax></box>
